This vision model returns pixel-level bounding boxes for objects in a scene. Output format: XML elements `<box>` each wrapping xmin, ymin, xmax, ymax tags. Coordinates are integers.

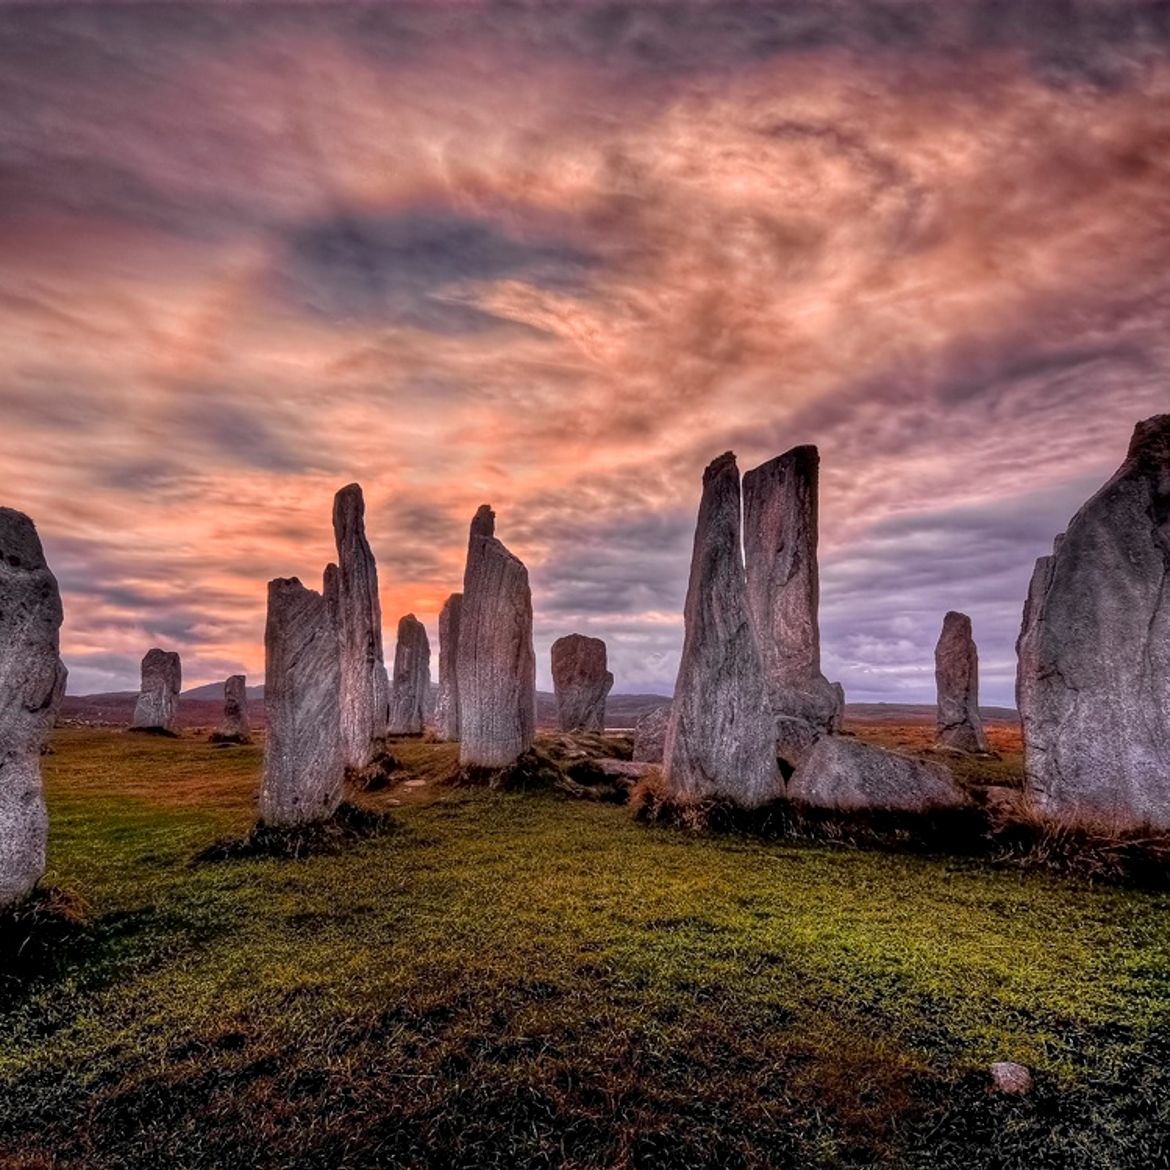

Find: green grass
<box><xmin>1</xmin><ymin>729</ymin><xmax>1169</xmax><ymax>1168</ymax></box>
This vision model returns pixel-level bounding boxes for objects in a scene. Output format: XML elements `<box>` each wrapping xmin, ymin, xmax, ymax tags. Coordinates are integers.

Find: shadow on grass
<box><xmin>192</xmin><ymin>803</ymin><xmax>400</xmax><ymax>863</ymax></box>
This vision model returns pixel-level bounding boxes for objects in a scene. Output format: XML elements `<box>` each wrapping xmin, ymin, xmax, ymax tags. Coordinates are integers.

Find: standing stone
<box><xmin>435</xmin><ymin>593</ymin><xmax>462</xmax><ymax>741</ymax></box>
<box><xmin>829</xmin><ymin>682</ymin><xmax>846</xmax><ymax>734</ymax></box>
<box><xmin>456</xmin><ymin>505</ymin><xmax>536</xmax><ymax>769</ymax></box>
<box><xmin>663</xmin><ymin>453</ymin><xmax>780</xmax><ymax>807</ymax></box>
<box><xmin>0</xmin><ymin>509</ymin><xmax>66</xmax><ymax>909</ymax></box>
<box><xmin>632</xmin><ymin>703</ymin><xmax>670</xmax><ymax>763</ymax></box>
<box><xmin>389</xmin><ymin>614</ymin><xmax>431</xmax><ymax>735</ymax></box>
<box><xmin>551</xmin><ymin>634</ymin><xmax>613</xmax><ymax>733</ymax></box>
<box><xmin>934</xmin><ymin>612</ymin><xmax>989</xmax><ymax>753</ymax></box>
<box><xmin>211</xmin><ymin>674</ymin><xmax>252</xmax><ymax>745</ymax></box>
<box><xmin>259</xmin><ymin>577</ymin><xmax>344</xmax><ymax>827</ymax></box>
<box><xmin>743</xmin><ymin>446</ymin><xmax>839</xmax><ymax>771</ymax></box>
<box><xmin>1017</xmin><ymin>415</ymin><xmax>1170</xmax><ymax>827</ymax></box>
<box><xmin>130</xmin><ymin>648</ymin><xmax>181</xmax><ymax>735</ymax></box>
<box><xmin>332</xmin><ymin>484</ymin><xmax>390</xmax><ymax>772</ymax></box>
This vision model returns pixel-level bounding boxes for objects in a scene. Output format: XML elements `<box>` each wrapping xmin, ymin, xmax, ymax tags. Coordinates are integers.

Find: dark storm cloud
<box><xmin>271</xmin><ymin>209</ymin><xmax>596</xmax><ymax>331</ymax></box>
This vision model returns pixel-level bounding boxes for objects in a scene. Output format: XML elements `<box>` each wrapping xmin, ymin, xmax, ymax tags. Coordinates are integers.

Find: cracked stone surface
<box><xmin>551</xmin><ymin>634</ymin><xmax>613</xmax><ymax>732</ymax></box>
<box><xmin>213</xmin><ymin>674</ymin><xmax>252</xmax><ymax>744</ymax></box>
<box><xmin>934</xmin><ymin>611</ymin><xmax>989</xmax><ymax>753</ymax></box>
<box><xmin>0</xmin><ymin>508</ymin><xmax>65</xmax><ymax>908</ymax></box>
<box><xmin>1017</xmin><ymin>414</ymin><xmax>1170</xmax><ymax>827</ymax></box>
<box><xmin>435</xmin><ymin>593</ymin><xmax>462</xmax><ymax>742</ymax></box>
<box><xmin>389</xmin><ymin>613</ymin><xmax>431</xmax><ymax>735</ymax></box>
<box><xmin>130</xmin><ymin>648</ymin><xmax>181</xmax><ymax>734</ymax></box>
<box><xmin>632</xmin><ymin>703</ymin><xmax>670</xmax><ymax>763</ymax></box>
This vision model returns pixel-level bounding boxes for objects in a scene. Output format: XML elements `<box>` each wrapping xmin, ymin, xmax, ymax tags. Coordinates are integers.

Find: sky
<box><xmin>2</xmin><ymin>1</ymin><xmax>1168</xmax><ymax>704</ymax></box>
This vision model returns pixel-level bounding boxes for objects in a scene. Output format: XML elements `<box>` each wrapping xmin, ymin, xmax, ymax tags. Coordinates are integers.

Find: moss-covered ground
<box><xmin>1</xmin><ymin>728</ymin><xmax>1168</xmax><ymax>1168</ymax></box>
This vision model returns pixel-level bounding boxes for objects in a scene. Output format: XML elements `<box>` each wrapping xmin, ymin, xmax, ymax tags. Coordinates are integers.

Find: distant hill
<box><xmin>182</xmin><ymin>682</ymin><xmax>265</xmax><ymax>700</ymax></box>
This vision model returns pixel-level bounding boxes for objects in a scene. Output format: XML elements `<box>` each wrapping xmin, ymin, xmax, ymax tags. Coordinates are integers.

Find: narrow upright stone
<box><xmin>130</xmin><ymin>648</ymin><xmax>181</xmax><ymax>735</ymax></box>
<box><xmin>1017</xmin><ymin>415</ymin><xmax>1170</xmax><ymax>827</ymax></box>
<box><xmin>934</xmin><ymin>612</ymin><xmax>989</xmax><ymax>753</ymax></box>
<box><xmin>259</xmin><ymin>577</ymin><xmax>344</xmax><ymax>827</ymax></box>
<box><xmin>829</xmin><ymin>682</ymin><xmax>846</xmax><ymax>734</ymax></box>
<box><xmin>456</xmin><ymin>505</ymin><xmax>536</xmax><ymax>769</ymax></box>
<box><xmin>551</xmin><ymin>634</ymin><xmax>613</xmax><ymax>733</ymax></box>
<box><xmin>632</xmin><ymin>703</ymin><xmax>670</xmax><ymax>763</ymax></box>
<box><xmin>0</xmin><ymin>509</ymin><xmax>66</xmax><ymax>908</ymax></box>
<box><xmin>389</xmin><ymin>614</ymin><xmax>431</xmax><ymax>735</ymax></box>
<box><xmin>743</xmin><ymin>446</ymin><xmax>839</xmax><ymax>770</ymax></box>
<box><xmin>332</xmin><ymin>484</ymin><xmax>390</xmax><ymax>772</ymax></box>
<box><xmin>663</xmin><ymin>454</ymin><xmax>780</xmax><ymax>807</ymax></box>
<box><xmin>435</xmin><ymin>592</ymin><xmax>462</xmax><ymax>741</ymax></box>
<box><xmin>211</xmin><ymin>674</ymin><xmax>252</xmax><ymax>745</ymax></box>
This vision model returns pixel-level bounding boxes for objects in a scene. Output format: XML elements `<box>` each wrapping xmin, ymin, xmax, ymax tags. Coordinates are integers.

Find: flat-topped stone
<box><xmin>130</xmin><ymin>648</ymin><xmax>181</xmax><ymax>735</ymax></box>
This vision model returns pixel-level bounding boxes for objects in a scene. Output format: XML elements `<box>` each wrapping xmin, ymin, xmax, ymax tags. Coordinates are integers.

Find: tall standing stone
<box><xmin>551</xmin><ymin>634</ymin><xmax>613</xmax><ymax>733</ymax></box>
<box><xmin>663</xmin><ymin>453</ymin><xmax>780</xmax><ymax>807</ymax></box>
<box><xmin>435</xmin><ymin>592</ymin><xmax>462</xmax><ymax>741</ymax></box>
<box><xmin>211</xmin><ymin>674</ymin><xmax>252</xmax><ymax>745</ymax></box>
<box><xmin>1017</xmin><ymin>415</ymin><xmax>1170</xmax><ymax>827</ymax></box>
<box><xmin>0</xmin><ymin>509</ymin><xmax>66</xmax><ymax>909</ymax></box>
<box><xmin>259</xmin><ymin>577</ymin><xmax>344</xmax><ymax>827</ymax></box>
<box><xmin>130</xmin><ymin>648</ymin><xmax>181</xmax><ymax>735</ymax></box>
<box><xmin>456</xmin><ymin>505</ymin><xmax>536</xmax><ymax>769</ymax></box>
<box><xmin>743</xmin><ymin>446</ymin><xmax>839</xmax><ymax>770</ymax></box>
<box><xmin>332</xmin><ymin>484</ymin><xmax>390</xmax><ymax>772</ymax></box>
<box><xmin>389</xmin><ymin>614</ymin><xmax>431</xmax><ymax>735</ymax></box>
<box><xmin>934</xmin><ymin>612</ymin><xmax>988</xmax><ymax>753</ymax></box>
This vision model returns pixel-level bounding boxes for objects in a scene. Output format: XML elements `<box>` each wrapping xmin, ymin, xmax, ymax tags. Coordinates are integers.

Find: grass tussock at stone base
<box><xmin>194</xmin><ymin>802</ymin><xmax>397</xmax><ymax>862</ymax></box>
<box><xmin>630</xmin><ymin>773</ymin><xmax>1170</xmax><ymax>890</ymax></box>
<box><xmin>0</xmin><ymin>886</ymin><xmax>89</xmax><ymax>993</ymax></box>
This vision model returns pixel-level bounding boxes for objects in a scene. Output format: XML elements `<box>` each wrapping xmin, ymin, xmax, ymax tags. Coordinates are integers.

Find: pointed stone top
<box><xmin>0</xmin><ymin>507</ymin><xmax>49</xmax><ymax>572</ymax></box>
<box><xmin>704</xmin><ymin>451</ymin><xmax>738</xmax><ymax>482</ymax></box>
<box><xmin>471</xmin><ymin>504</ymin><xmax>495</xmax><ymax>539</ymax></box>
<box><xmin>1126</xmin><ymin>414</ymin><xmax>1170</xmax><ymax>464</ymax></box>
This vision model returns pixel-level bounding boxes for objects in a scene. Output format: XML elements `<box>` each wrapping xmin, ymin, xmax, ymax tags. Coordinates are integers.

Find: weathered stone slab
<box><xmin>456</xmin><ymin>506</ymin><xmax>536</xmax><ymax>769</ymax></box>
<box><xmin>332</xmin><ymin>484</ymin><xmax>390</xmax><ymax>771</ymax></box>
<box><xmin>211</xmin><ymin>674</ymin><xmax>252</xmax><ymax>744</ymax></box>
<box><xmin>632</xmin><ymin>704</ymin><xmax>670</xmax><ymax>763</ymax></box>
<box><xmin>787</xmin><ymin>736</ymin><xmax>969</xmax><ymax>813</ymax></box>
<box><xmin>935</xmin><ymin>611</ymin><xmax>989</xmax><ymax>753</ymax></box>
<box><xmin>259</xmin><ymin>577</ymin><xmax>344</xmax><ymax>827</ymax></box>
<box><xmin>0</xmin><ymin>508</ymin><xmax>65</xmax><ymax>908</ymax></box>
<box><xmin>435</xmin><ymin>592</ymin><xmax>462</xmax><ymax>741</ymax></box>
<box><xmin>389</xmin><ymin>613</ymin><xmax>431</xmax><ymax>735</ymax></box>
<box><xmin>1017</xmin><ymin>415</ymin><xmax>1170</xmax><ymax>827</ymax></box>
<box><xmin>743</xmin><ymin>446</ymin><xmax>839</xmax><ymax>769</ymax></box>
<box><xmin>130</xmin><ymin>648</ymin><xmax>181</xmax><ymax>734</ymax></box>
<box><xmin>551</xmin><ymin>634</ymin><xmax>613</xmax><ymax>732</ymax></box>
<box><xmin>663</xmin><ymin>453</ymin><xmax>780</xmax><ymax>807</ymax></box>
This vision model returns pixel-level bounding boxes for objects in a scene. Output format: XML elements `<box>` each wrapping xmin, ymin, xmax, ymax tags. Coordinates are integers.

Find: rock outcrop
<box><xmin>259</xmin><ymin>577</ymin><xmax>344</xmax><ymax>827</ymax></box>
<box><xmin>211</xmin><ymin>674</ymin><xmax>252</xmax><ymax>744</ymax></box>
<box><xmin>435</xmin><ymin>593</ymin><xmax>462</xmax><ymax>741</ymax></box>
<box><xmin>331</xmin><ymin>484</ymin><xmax>390</xmax><ymax>772</ymax></box>
<box><xmin>934</xmin><ymin>611</ymin><xmax>989</xmax><ymax>753</ymax></box>
<box><xmin>632</xmin><ymin>703</ymin><xmax>671</xmax><ymax>763</ymax></box>
<box><xmin>389</xmin><ymin>614</ymin><xmax>431</xmax><ymax>735</ymax></box>
<box><xmin>663</xmin><ymin>453</ymin><xmax>780</xmax><ymax>807</ymax></box>
<box><xmin>0</xmin><ymin>509</ymin><xmax>66</xmax><ymax>908</ymax></box>
<box><xmin>455</xmin><ymin>506</ymin><xmax>536</xmax><ymax>769</ymax></box>
<box><xmin>551</xmin><ymin>634</ymin><xmax>613</xmax><ymax>732</ymax></box>
<box><xmin>1017</xmin><ymin>415</ymin><xmax>1170</xmax><ymax>827</ymax></box>
<box><xmin>743</xmin><ymin>446</ymin><xmax>840</xmax><ymax>771</ymax></box>
<box><xmin>787</xmin><ymin>736</ymin><xmax>969</xmax><ymax>813</ymax></box>
<box><xmin>130</xmin><ymin>648</ymin><xmax>181</xmax><ymax>735</ymax></box>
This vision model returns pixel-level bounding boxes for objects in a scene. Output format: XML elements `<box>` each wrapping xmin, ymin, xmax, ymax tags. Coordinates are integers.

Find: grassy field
<box><xmin>1</xmin><ymin>728</ymin><xmax>1169</xmax><ymax>1168</ymax></box>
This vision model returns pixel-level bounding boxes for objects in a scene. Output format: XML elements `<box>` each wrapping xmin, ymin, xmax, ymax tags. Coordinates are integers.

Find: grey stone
<box><xmin>212</xmin><ymin>674</ymin><xmax>252</xmax><ymax>744</ymax></box>
<box><xmin>332</xmin><ymin>484</ymin><xmax>390</xmax><ymax>772</ymax></box>
<box><xmin>130</xmin><ymin>648</ymin><xmax>181</xmax><ymax>734</ymax></box>
<box><xmin>632</xmin><ymin>704</ymin><xmax>670</xmax><ymax>763</ymax></box>
<box><xmin>551</xmin><ymin>634</ymin><xmax>613</xmax><ymax>732</ymax></box>
<box><xmin>456</xmin><ymin>506</ymin><xmax>536</xmax><ymax>768</ymax></box>
<box><xmin>830</xmin><ymin>682</ymin><xmax>846</xmax><ymax>733</ymax></box>
<box><xmin>389</xmin><ymin>613</ymin><xmax>431</xmax><ymax>735</ymax></box>
<box><xmin>1017</xmin><ymin>415</ymin><xmax>1170</xmax><ymax>827</ymax></box>
<box><xmin>663</xmin><ymin>453</ymin><xmax>780</xmax><ymax>807</ymax></box>
<box><xmin>787</xmin><ymin>736</ymin><xmax>969</xmax><ymax>813</ymax></box>
<box><xmin>435</xmin><ymin>592</ymin><xmax>462</xmax><ymax>741</ymax></box>
<box><xmin>259</xmin><ymin>577</ymin><xmax>344</xmax><ymax>827</ymax></box>
<box><xmin>592</xmin><ymin>758</ymin><xmax>657</xmax><ymax>782</ymax></box>
<box><xmin>0</xmin><ymin>509</ymin><xmax>65</xmax><ymax>908</ymax></box>
<box><xmin>743</xmin><ymin>446</ymin><xmax>839</xmax><ymax>769</ymax></box>
<box><xmin>935</xmin><ymin>611</ymin><xmax>989</xmax><ymax>753</ymax></box>
<box><xmin>989</xmin><ymin>1062</ymin><xmax>1033</xmax><ymax>1096</ymax></box>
